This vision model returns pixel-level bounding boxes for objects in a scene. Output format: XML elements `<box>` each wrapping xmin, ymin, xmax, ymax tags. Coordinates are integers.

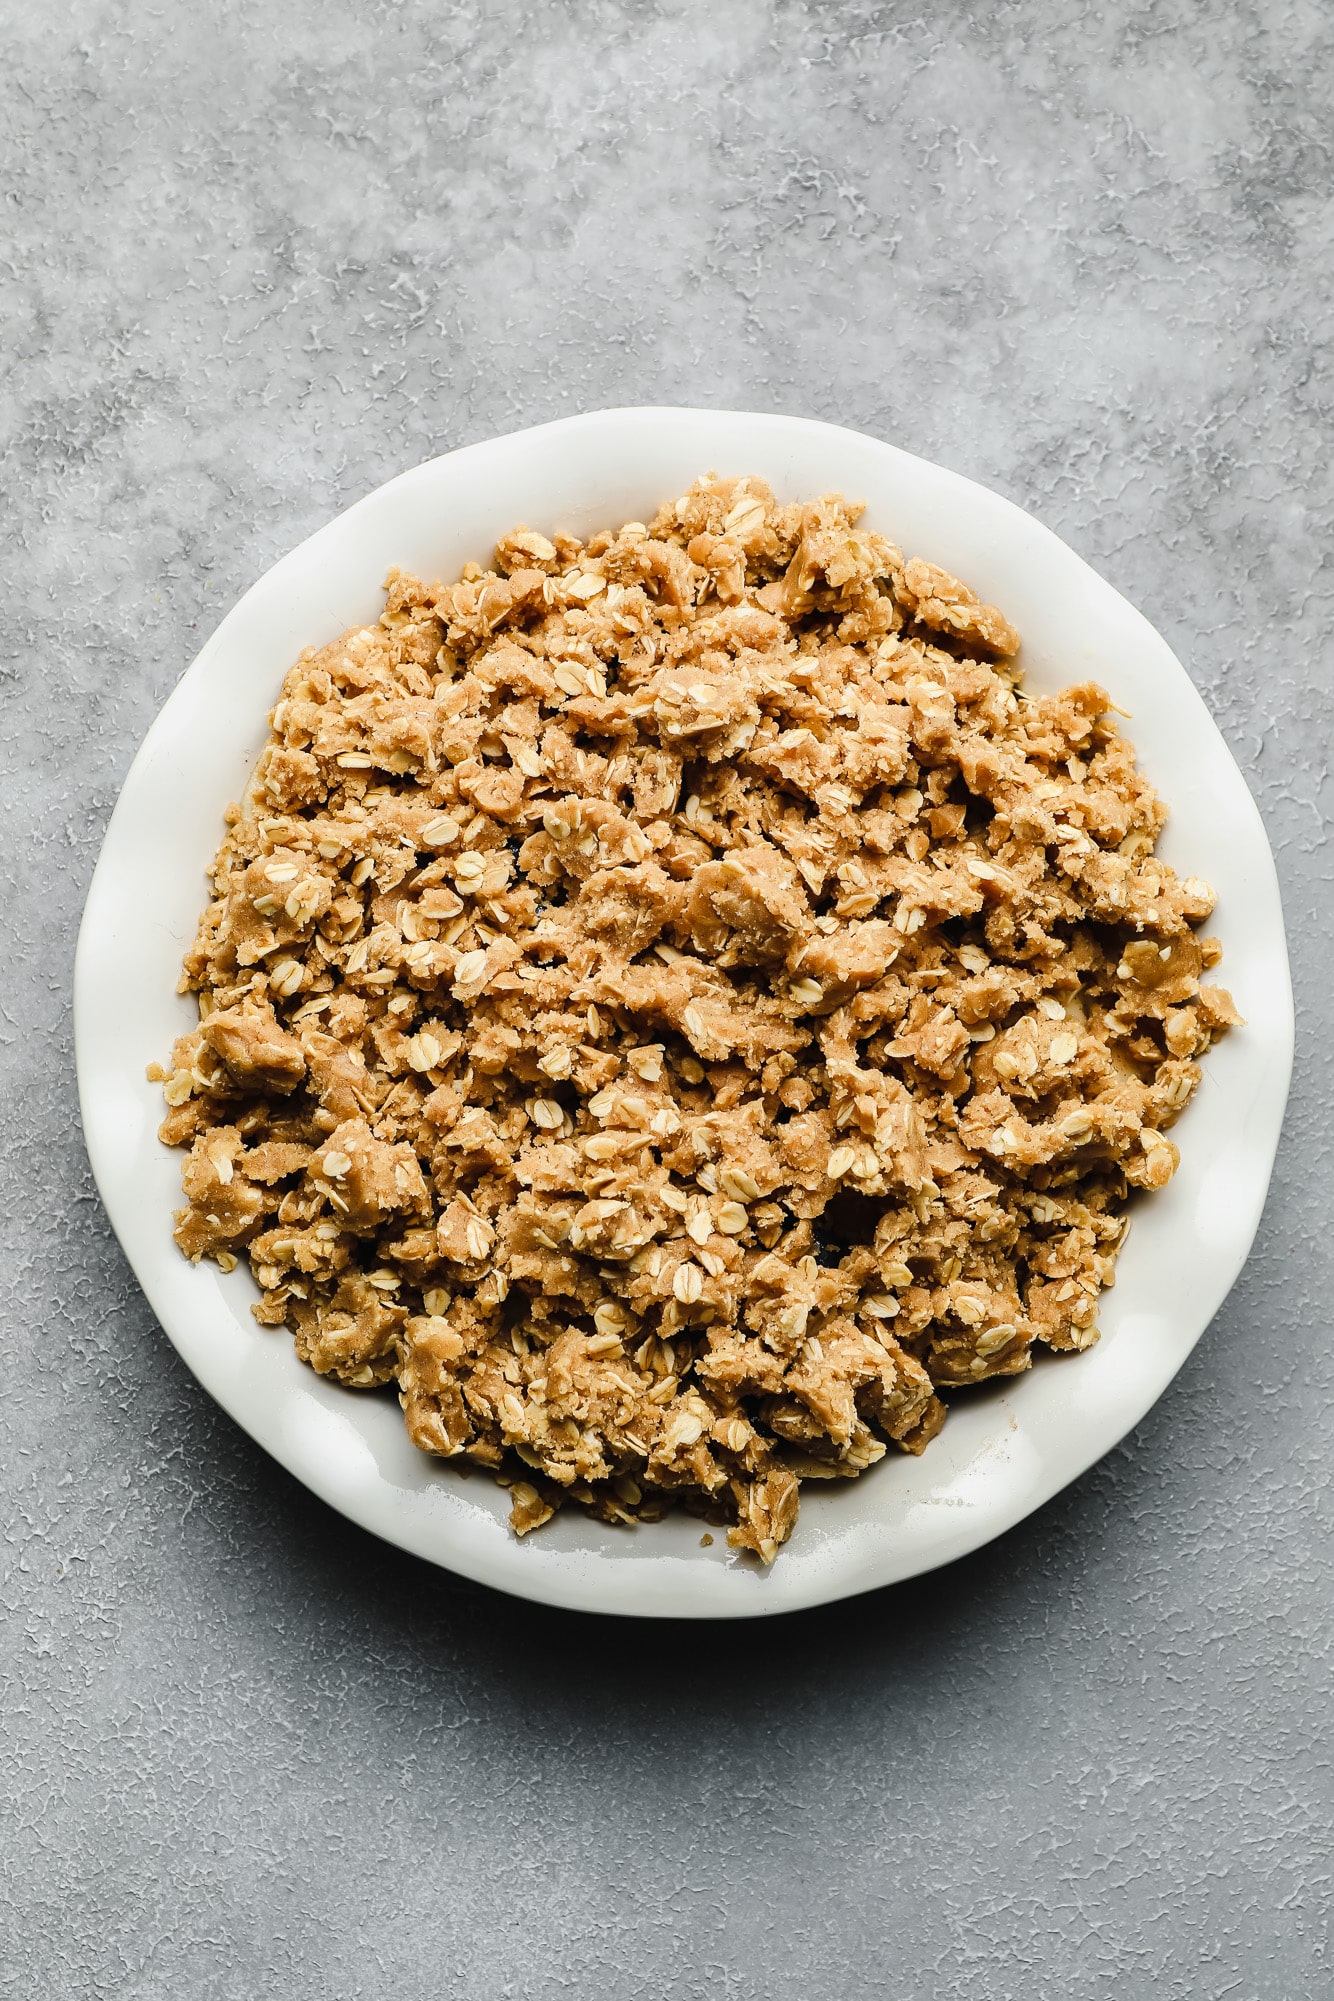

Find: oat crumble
<box><xmin>154</xmin><ymin>476</ymin><xmax>1239</xmax><ymax>1562</ymax></box>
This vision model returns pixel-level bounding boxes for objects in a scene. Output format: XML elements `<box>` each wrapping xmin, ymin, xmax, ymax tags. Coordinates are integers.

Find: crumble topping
<box><xmin>153</xmin><ymin>476</ymin><xmax>1239</xmax><ymax>1561</ymax></box>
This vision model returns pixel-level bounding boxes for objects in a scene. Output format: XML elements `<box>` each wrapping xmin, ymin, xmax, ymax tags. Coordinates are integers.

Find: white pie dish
<box><xmin>75</xmin><ymin>406</ymin><xmax>1293</xmax><ymax>1619</ymax></box>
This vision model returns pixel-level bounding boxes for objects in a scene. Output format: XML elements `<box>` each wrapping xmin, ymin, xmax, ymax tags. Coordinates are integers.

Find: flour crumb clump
<box><xmin>157</xmin><ymin>476</ymin><xmax>1238</xmax><ymax>1560</ymax></box>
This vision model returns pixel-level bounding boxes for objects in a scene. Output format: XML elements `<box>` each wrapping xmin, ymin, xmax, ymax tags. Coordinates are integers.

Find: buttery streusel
<box><xmin>154</xmin><ymin>477</ymin><xmax>1238</xmax><ymax>1560</ymax></box>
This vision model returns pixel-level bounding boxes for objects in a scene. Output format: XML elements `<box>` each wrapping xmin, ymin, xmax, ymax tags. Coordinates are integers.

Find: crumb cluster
<box><xmin>155</xmin><ymin>476</ymin><xmax>1238</xmax><ymax>1560</ymax></box>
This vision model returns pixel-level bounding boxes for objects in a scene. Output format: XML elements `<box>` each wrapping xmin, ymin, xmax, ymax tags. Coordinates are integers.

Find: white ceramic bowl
<box><xmin>75</xmin><ymin>408</ymin><xmax>1293</xmax><ymax>1619</ymax></box>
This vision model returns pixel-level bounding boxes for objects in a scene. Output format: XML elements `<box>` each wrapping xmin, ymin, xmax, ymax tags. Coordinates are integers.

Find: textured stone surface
<box><xmin>2</xmin><ymin>2</ymin><xmax>1331</xmax><ymax>1995</ymax></box>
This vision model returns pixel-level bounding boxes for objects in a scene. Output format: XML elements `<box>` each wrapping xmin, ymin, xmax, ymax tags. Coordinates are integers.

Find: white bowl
<box><xmin>75</xmin><ymin>408</ymin><xmax>1293</xmax><ymax>1619</ymax></box>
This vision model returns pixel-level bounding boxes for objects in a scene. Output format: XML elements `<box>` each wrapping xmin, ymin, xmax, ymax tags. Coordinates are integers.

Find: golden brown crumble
<box><xmin>154</xmin><ymin>476</ymin><xmax>1239</xmax><ymax>1562</ymax></box>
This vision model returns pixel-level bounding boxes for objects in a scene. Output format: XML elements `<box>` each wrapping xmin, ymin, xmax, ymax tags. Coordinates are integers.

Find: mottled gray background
<box><xmin>2</xmin><ymin>1</ymin><xmax>1330</xmax><ymax>1995</ymax></box>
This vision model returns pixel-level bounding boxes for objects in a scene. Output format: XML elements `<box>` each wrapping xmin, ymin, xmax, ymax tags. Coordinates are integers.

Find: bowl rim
<box><xmin>75</xmin><ymin>405</ymin><xmax>1294</xmax><ymax>1619</ymax></box>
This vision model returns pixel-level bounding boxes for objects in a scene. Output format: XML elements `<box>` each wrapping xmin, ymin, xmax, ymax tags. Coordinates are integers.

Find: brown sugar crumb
<box><xmin>158</xmin><ymin>475</ymin><xmax>1237</xmax><ymax>1561</ymax></box>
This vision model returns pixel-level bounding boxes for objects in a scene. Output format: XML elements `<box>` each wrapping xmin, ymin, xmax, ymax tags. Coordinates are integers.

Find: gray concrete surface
<box><xmin>2</xmin><ymin>2</ymin><xmax>1331</xmax><ymax>1995</ymax></box>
